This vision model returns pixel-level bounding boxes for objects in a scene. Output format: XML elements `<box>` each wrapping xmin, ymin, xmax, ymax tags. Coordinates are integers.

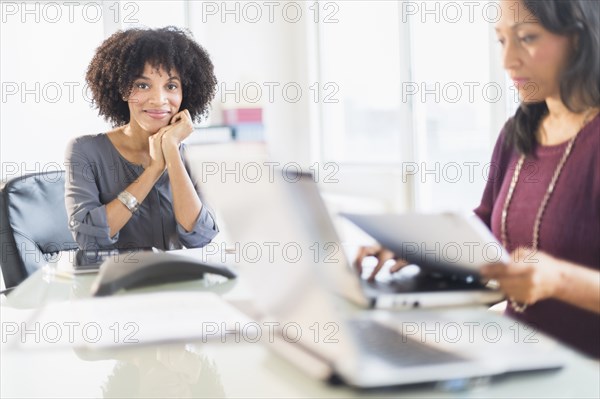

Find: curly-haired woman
<box><xmin>65</xmin><ymin>26</ymin><xmax>218</xmax><ymax>250</ymax></box>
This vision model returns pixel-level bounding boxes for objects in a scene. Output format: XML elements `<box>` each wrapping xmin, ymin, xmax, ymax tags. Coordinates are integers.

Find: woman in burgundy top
<box><xmin>357</xmin><ymin>0</ymin><xmax>600</xmax><ymax>358</ymax></box>
<box><xmin>477</xmin><ymin>0</ymin><xmax>600</xmax><ymax>358</ymax></box>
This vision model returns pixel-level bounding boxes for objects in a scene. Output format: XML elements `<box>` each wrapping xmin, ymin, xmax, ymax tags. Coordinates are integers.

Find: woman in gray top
<box><xmin>65</xmin><ymin>27</ymin><xmax>218</xmax><ymax>250</ymax></box>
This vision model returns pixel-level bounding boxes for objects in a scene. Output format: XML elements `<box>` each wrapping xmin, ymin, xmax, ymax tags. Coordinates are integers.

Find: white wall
<box><xmin>192</xmin><ymin>0</ymin><xmax>317</xmax><ymax>166</ymax></box>
<box><xmin>1</xmin><ymin>1</ymin><xmax>109</xmax><ymax>182</ymax></box>
<box><xmin>0</xmin><ymin>1</ymin><xmax>317</xmax><ymax>184</ymax></box>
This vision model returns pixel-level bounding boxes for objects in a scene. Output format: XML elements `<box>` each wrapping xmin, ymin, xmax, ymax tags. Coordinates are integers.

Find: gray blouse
<box><xmin>64</xmin><ymin>134</ymin><xmax>218</xmax><ymax>250</ymax></box>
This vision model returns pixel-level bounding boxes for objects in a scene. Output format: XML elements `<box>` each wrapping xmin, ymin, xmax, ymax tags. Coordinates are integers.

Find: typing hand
<box><xmin>354</xmin><ymin>244</ymin><xmax>410</xmax><ymax>282</ymax></box>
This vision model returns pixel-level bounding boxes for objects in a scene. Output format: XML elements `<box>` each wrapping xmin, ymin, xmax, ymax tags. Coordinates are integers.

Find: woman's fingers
<box><xmin>354</xmin><ymin>245</ymin><xmax>410</xmax><ymax>280</ymax></box>
<box><xmin>389</xmin><ymin>258</ymin><xmax>410</xmax><ymax>273</ymax></box>
<box><xmin>353</xmin><ymin>245</ymin><xmax>382</xmax><ymax>274</ymax></box>
<box><xmin>494</xmin><ymin>276</ymin><xmax>533</xmax><ymax>304</ymax></box>
<box><xmin>170</xmin><ymin>109</ymin><xmax>190</xmax><ymax>125</ymax></box>
<box><xmin>170</xmin><ymin>111</ymin><xmax>183</xmax><ymax>124</ymax></box>
<box><xmin>481</xmin><ymin>248</ymin><xmax>537</xmax><ymax>278</ymax></box>
<box><xmin>367</xmin><ymin>248</ymin><xmax>396</xmax><ymax>282</ymax></box>
<box><xmin>166</xmin><ymin>109</ymin><xmax>193</xmax><ymax>143</ymax></box>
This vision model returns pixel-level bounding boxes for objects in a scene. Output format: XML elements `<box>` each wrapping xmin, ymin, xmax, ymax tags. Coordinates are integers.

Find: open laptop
<box><xmin>185</xmin><ymin>144</ymin><xmax>502</xmax><ymax>310</ymax></box>
<box><xmin>191</xmin><ymin>157</ymin><xmax>565</xmax><ymax>388</ymax></box>
<box><xmin>285</xmin><ymin>174</ymin><xmax>505</xmax><ymax>310</ymax></box>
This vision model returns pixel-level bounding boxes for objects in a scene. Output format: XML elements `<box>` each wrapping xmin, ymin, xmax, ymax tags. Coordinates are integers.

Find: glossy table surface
<box><xmin>1</xmin><ymin>249</ymin><xmax>599</xmax><ymax>398</ymax></box>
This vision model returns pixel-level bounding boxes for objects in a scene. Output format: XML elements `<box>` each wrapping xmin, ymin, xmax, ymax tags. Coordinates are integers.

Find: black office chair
<box><xmin>0</xmin><ymin>171</ymin><xmax>79</xmax><ymax>289</ymax></box>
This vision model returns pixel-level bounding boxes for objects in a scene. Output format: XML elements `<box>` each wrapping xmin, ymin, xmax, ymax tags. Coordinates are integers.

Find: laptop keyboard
<box><xmin>349</xmin><ymin>320</ymin><xmax>467</xmax><ymax>367</ymax></box>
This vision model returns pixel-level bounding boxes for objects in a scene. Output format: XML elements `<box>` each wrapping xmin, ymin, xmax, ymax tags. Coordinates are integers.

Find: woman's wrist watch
<box><xmin>117</xmin><ymin>190</ymin><xmax>140</xmax><ymax>213</ymax></box>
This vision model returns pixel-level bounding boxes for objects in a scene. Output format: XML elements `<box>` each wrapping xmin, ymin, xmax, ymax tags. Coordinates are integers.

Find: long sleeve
<box><xmin>64</xmin><ymin>137</ymin><xmax>119</xmax><ymax>249</ymax></box>
<box><xmin>176</xmin><ymin>205</ymin><xmax>218</xmax><ymax>248</ymax></box>
<box><xmin>176</xmin><ymin>143</ymin><xmax>219</xmax><ymax>248</ymax></box>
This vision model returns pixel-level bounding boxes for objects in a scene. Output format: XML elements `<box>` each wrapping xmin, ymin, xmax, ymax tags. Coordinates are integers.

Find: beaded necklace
<box><xmin>501</xmin><ymin>108</ymin><xmax>598</xmax><ymax>312</ymax></box>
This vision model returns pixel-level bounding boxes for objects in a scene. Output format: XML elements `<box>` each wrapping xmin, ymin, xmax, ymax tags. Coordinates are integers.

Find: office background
<box><xmin>3</xmin><ymin>4</ymin><xmax>600</xmax><ymax>396</ymax></box>
<box><xmin>1</xmin><ymin>0</ymin><xmax>519</xmax><ymax>213</ymax></box>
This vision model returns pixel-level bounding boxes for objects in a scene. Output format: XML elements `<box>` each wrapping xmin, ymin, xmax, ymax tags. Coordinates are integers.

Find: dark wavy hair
<box><xmin>85</xmin><ymin>26</ymin><xmax>217</xmax><ymax>127</ymax></box>
<box><xmin>508</xmin><ymin>0</ymin><xmax>600</xmax><ymax>156</ymax></box>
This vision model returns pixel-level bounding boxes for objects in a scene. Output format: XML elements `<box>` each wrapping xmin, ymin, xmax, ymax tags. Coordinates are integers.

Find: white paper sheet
<box><xmin>1</xmin><ymin>292</ymin><xmax>254</xmax><ymax>350</ymax></box>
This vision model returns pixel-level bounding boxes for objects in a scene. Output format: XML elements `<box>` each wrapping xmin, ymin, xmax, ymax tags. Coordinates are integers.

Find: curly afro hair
<box><xmin>86</xmin><ymin>26</ymin><xmax>217</xmax><ymax>127</ymax></box>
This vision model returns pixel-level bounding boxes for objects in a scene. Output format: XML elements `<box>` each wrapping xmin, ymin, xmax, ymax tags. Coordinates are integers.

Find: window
<box><xmin>319</xmin><ymin>1</ymin><xmax>406</xmax><ymax>164</ymax></box>
<box><xmin>317</xmin><ymin>1</ymin><xmax>512</xmax><ymax>212</ymax></box>
<box><xmin>409</xmin><ymin>6</ymin><xmax>499</xmax><ymax>212</ymax></box>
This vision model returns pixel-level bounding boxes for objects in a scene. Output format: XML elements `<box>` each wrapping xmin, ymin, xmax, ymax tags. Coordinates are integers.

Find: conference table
<box><xmin>1</xmin><ymin>248</ymin><xmax>599</xmax><ymax>398</ymax></box>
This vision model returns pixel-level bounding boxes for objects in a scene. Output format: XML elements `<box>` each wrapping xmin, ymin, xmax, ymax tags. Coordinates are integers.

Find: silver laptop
<box><xmin>190</xmin><ymin>155</ymin><xmax>566</xmax><ymax>388</ymax></box>
<box><xmin>185</xmin><ymin>144</ymin><xmax>502</xmax><ymax>310</ymax></box>
<box><xmin>285</xmin><ymin>173</ymin><xmax>505</xmax><ymax>310</ymax></box>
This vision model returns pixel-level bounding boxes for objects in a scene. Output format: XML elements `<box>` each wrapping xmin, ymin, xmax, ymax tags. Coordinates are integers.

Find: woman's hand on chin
<box><xmin>161</xmin><ymin>109</ymin><xmax>194</xmax><ymax>148</ymax></box>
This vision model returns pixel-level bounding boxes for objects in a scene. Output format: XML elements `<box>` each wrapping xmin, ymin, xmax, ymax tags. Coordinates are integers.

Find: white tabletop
<box><xmin>1</xmin><ymin>249</ymin><xmax>599</xmax><ymax>398</ymax></box>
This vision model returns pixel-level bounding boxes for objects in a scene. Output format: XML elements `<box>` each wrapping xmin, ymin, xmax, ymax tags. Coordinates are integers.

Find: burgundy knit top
<box><xmin>474</xmin><ymin>114</ymin><xmax>600</xmax><ymax>358</ymax></box>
